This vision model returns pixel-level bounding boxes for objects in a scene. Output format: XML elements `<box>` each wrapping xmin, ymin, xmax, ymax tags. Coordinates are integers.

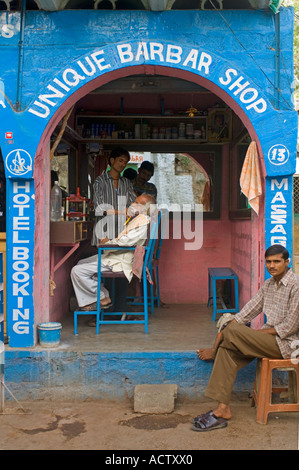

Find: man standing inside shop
<box><xmin>92</xmin><ymin>147</ymin><xmax>136</xmax><ymax>314</ymax></box>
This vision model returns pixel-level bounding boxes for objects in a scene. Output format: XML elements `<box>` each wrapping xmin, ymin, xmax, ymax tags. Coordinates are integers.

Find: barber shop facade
<box><xmin>0</xmin><ymin>2</ymin><xmax>297</xmax><ymax>363</ymax></box>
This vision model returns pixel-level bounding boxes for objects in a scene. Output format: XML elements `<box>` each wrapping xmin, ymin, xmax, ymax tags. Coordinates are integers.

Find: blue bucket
<box><xmin>38</xmin><ymin>322</ymin><xmax>62</xmax><ymax>347</ymax></box>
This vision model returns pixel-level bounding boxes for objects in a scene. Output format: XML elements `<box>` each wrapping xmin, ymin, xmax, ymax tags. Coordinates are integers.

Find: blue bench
<box><xmin>207</xmin><ymin>267</ymin><xmax>239</xmax><ymax>321</ymax></box>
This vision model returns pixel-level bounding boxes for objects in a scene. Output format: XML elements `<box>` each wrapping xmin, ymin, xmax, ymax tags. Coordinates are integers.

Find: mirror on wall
<box><xmin>125</xmin><ymin>150</ymin><xmax>220</xmax><ymax>218</ymax></box>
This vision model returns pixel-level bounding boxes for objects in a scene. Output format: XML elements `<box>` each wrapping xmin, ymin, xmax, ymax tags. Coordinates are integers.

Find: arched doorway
<box><xmin>33</xmin><ymin>65</ymin><xmax>266</xmax><ymax>329</ymax></box>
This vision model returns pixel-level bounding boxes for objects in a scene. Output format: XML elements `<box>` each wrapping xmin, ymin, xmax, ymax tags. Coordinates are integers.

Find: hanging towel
<box><xmin>132</xmin><ymin>246</ymin><xmax>145</xmax><ymax>279</ymax></box>
<box><xmin>240</xmin><ymin>141</ymin><xmax>262</xmax><ymax>215</ymax></box>
<box><xmin>132</xmin><ymin>245</ymin><xmax>153</xmax><ymax>284</ymax></box>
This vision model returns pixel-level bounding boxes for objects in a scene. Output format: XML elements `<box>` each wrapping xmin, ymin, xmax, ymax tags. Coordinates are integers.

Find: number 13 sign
<box><xmin>268</xmin><ymin>144</ymin><xmax>290</xmax><ymax>166</ymax></box>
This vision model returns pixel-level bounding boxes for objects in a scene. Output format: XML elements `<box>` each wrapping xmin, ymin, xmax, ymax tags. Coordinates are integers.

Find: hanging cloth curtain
<box><xmin>239</xmin><ymin>141</ymin><xmax>262</xmax><ymax>215</ymax></box>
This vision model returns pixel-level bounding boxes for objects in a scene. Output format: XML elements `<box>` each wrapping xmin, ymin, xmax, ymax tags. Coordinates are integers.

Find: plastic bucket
<box><xmin>38</xmin><ymin>322</ymin><xmax>62</xmax><ymax>347</ymax></box>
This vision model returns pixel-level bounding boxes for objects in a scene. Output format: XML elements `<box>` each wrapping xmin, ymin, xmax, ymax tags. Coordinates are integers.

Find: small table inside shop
<box><xmin>207</xmin><ymin>267</ymin><xmax>239</xmax><ymax>321</ymax></box>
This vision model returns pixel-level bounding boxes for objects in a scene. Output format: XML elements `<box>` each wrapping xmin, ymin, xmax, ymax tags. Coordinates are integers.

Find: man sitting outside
<box><xmin>71</xmin><ymin>193</ymin><xmax>156</xmax><ymax>314</ymax></box>
<box><xmin>192</xmin><ymin>244</ymin><xmax>299</xmax><ymax>432</ymax></box>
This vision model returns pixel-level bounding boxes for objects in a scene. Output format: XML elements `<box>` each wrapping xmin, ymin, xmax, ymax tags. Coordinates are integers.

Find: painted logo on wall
<box><xmin>5</xmin><ymin>149</ymin><xmax>32</xmax><ymax>176</ymax></box>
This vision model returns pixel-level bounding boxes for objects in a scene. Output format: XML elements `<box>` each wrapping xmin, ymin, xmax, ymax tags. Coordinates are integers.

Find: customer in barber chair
<box><xmin>71</xmin><ymin>194</ymin><xmax>156</xmax><ymax>322</ymax></box>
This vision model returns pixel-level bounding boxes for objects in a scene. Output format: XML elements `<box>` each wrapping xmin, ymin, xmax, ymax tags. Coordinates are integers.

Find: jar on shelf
<box><xmin>179</xmin><ymin>122</ymin><xmax>185</xmax><ymax>139</ymax></box>
<box><xmin>171</xmin><ymin>127</ymin><xmax>178</xmax><ymax>139</ymax></box>
<box><xmin>159</xmin><ymin>127</ymin><xmax>165</xmax><ymax>139</ymax></box>
<box><xmin>142</xmin><ymin>120</ymin><xmax>148</xmax><ymax>139</ymax></box>
<box><xmin>186</xmin><ymin>123</ymin><xmax>194</xmax><ymax>139</ymax></box>
<box><xmin>134</xmin><ymin>120</ymin><xmax>141</xmax><ymax>139</ymax></box>
<box><xmin>152</xmin><ymin>127</ymin><xmax>159</xmax><ymax>139</ymax></box>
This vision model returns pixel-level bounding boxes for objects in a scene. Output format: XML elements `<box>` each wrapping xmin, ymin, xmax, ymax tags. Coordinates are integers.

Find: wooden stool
<box><xmin>252</xmin><ymin>358</ymin><xmax>299</xmax><ymax>424</ymax></box>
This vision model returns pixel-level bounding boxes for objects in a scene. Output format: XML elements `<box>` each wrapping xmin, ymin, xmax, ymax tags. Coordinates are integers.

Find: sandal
<box><xmin>80</xmin><ymin>299</ymin><xmax>112</xmax><ymax>312</ymax></box>
<box><xmin>191</xmin><ymin>411</ymin><xmax>228</xmax><ymax>432</ymax></box>
<box><xmin>79</xmin><ymin>302</ymin><xmax>97</xmax><ymax>311</ymax></box>
<box><xmin>190</xmin><ymin>410</ymin><xmax>213</xmax><ymax>424</ymax></box>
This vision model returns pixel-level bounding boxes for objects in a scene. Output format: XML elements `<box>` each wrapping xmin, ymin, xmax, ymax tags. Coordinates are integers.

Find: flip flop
<box><xmin>191</xmin><ymin>411</ymin><xmax>228</xmax><ymax>432</ymax></box>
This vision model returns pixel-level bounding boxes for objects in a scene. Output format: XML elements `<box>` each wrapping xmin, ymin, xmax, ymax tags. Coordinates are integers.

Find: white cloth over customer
<box><xmin>71</xmin><ymin>214</ymin><xmax>149</xmax><ymax>308</ymax></box>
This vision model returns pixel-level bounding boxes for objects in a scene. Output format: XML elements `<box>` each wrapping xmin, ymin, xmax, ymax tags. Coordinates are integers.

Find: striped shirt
<box><xmin>234</xmin><ymin>269</ymin><xmax>299</xmax><ymax>358</ymax></box>
<box><xmin>92</xmin><ymin>172</ymin><xmax>136</xmax><ymax>244</ymax></box>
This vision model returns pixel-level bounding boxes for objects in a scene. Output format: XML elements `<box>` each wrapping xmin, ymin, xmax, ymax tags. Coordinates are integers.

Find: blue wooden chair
<box><xmin>150</xmin><ymin>209</ymin><xmax>167</xmax><ymax>309</ymax></box>
<box><xmin>74</xmin><ymin>218</ymin><xmax>158</xmax><ymax>335</ymax></box>
<box><xmin>127</xmin><ymin>209</ymin><xmax>166</xmax><ymax>314</ymax></box>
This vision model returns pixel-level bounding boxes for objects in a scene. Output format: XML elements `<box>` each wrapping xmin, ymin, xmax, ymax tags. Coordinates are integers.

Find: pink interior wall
<box><xmin>49</xmin><ymin>249</ymin><xmax>75</xmax><ymax>322</ymax></box>
<box><xmin>230</xmin><ymin>220</ymin><xmax>252</xmax><ymax>308</ymax></box>
<box><xmin>159</xmin><ymin>145</ymin><xmax>232</xmax><ymax>304</ymax></box>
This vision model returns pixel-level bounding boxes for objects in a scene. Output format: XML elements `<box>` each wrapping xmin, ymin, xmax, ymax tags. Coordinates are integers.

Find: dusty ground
<box><xmin>0</xmin><ymin>396</ymin><xmax>298</xmax><ymax>451</ymax></box>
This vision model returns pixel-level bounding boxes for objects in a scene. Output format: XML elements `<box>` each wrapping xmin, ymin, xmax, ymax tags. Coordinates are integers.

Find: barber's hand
<box><xmin>99</xmin><ymin>237</ymin><xmax>109</xmax><ymax>244</ymax></box>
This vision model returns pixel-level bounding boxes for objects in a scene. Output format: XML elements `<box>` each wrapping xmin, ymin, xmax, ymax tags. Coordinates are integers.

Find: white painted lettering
<box><xmin>13</xmin><ymin>231</ymin><xmax>29</xmax><ymax>244</ymax></box>
<box><xmin>13</xmin><ymin>205</ymin><xmax>30</xmax><ymax>216</ymax></box>
<box><xmin>246</xmin><ymin>97</ymin><xmax>267</xmax><ymax>113</ymax></box>
<box><xmin>13</xmin><ymin>217</ymin><xmax>30</xmax><ymax>230</ymax></box>
<box><xmin>28</xmin><ymin>100</ymin><xmax>50</xmax><ymax>118</ymax></box>
<box><xmin>149</xmin><ymin>42</ymin><xmax>164</xmax><ymax>62</ymax></box>
<box><xmin>117</xmin><ymin>44</ymin><xmax>134</xmax><ymax>63</ymax></box>
<box><xmin>62</xmin><ymin>68</ymin><xmax>85</xmax><ymax>87</ymax></box>
<box><xmin>13</xmin><ymin>308</ymin><xmax>29</xmax><ymax>321</ymax></box>
<box><xmin>12</xmin><ymin>261</ymin><xmax>29</xmax><ymax>272</ymax></box>
<box><xmin>183</xmin><ymin>49</ymin><xmax>198</xmax><ymax>69</ymax></box>
<box><xmin>13</xmin><ymin>247</ymin><xmax>29</xmax><ymax>260</ymax></box>
<box><xmin>229</xmin><ymin>76</ymin><xmax>250</xmax><ymax>95</ymax></box>
<box><xmin>77</xmin><ymin>56</ymin><xmax>97</xmax><ymax>76</ymax></box>
<box><xmin>135</xmin><ymin>42</ymin><xmax>149</xmax><ymax>61</ymax></box>
<box><xmin>270</xmin><ymin>224</ymin><xmax>287</xmax><ymax>234</ymax></box>
<box><xmin>12</xmin><ymin>322</ymin><xmax>29</xmax><ymax>334</ymax></box>
<box><xmin>271</xmin><ymin>191</ymin><xmax>286</xmax><ymax>204</ymax></box>
<box><xmin>219</xmin><ymin>68</ymin><xmax>238</xmax><ymax>86</ymax></box>
<box><xmin>197</xmin><ymin>52</ymin><xmax>212</xmax><ymax>75</ymax></box>
<box><xmin>240</xmin><ymin>87</ymin><xmax>259</xmax><ymax>104</ymax></box>
<box><xmin>270</xmin><ymin>236</ymin><xmax>287</xmax><ymax>246</ymax></box>
<box><xmin>13</xmin><ymin>193</ymin><xmax>30</xmax><ymax>204</ymax></box>
<box><xmin>166</xmin><ymin>44</ymin><xmax>182</xmax><ymax>64</ymax></box>
<box><xmin>38</xmin><ymin>85</ymin><xmax>65</xmax><ymax>106</ymax></box>
<box><xmin>12</xmin><ymin>272</ymin><xmax>30</xmax><ymax>283</ymax></box>
<box><xmin>1</xmin><ymin>24</ymin><xmax>14</xmax><ymax>39</ymax></box>
<box><xmin>90</xmin><ymin>51</ymin><xmax>111</xmax><ymax>71</ymax></box>
<box><xmin>271</xmin><ymin>178</ymin><xmax>288</xmax><ymax>191</ymax></box>
<box><xmin>12</xmin><ymin>282</ymin><xmax>29</xmax><ymax>296</ymax></box>
<box><xmin>53</xmin><ymin>78</ymin><xmax>70</xmax><ymax>92</ymax></box>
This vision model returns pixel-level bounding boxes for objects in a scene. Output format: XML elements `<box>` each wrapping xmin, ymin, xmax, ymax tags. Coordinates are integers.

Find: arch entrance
<box><xmin>31</xmin><ymin>65</ymin><xmax>265</xmax><ymax>339</ymax></box>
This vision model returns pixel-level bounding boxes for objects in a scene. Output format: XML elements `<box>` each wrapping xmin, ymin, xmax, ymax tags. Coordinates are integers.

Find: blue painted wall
<box><xmin>0</xmin><ymin>8</ymin><xmax>297</xmax><ymax>347</ymax></box>
<box><xmin>5</xmin><ymin>350</ymin><xmax>256</xmax><ymax>402</ymax></box>
<box><xmin>0</xmin><ymin>9</ymin><xmax>295</xmax><ymax>111</ymax></box>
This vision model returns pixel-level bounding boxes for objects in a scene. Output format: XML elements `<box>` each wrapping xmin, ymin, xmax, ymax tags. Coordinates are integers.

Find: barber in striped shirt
<box><xmin>92</xmin><ymin>147</ymin><xmax>136</xmax><ymax>246</ymax></box>
<box><xmin>92</xmin><ymin>147</ymin><xmax>136</xmax><ymax>313</ymax></box>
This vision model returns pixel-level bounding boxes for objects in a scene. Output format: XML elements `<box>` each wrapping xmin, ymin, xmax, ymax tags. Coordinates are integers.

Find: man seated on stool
<box><xmin>71</xmin><ymin>193</ymin><xmax>156</xmax><ymax>318</ymax></box>
<box><xmin>192</xmin><ymin>244</ymin><xmax>299</xmax><ymax>432</ymax></box>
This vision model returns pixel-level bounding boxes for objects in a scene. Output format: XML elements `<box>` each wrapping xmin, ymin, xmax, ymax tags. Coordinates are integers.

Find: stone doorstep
<box><xmin>134</xmin><ymin>384</ymin><xmax>178</xmax><ymax>414</ymax></box>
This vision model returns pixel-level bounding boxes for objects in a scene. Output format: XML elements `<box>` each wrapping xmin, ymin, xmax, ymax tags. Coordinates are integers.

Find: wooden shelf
<box><xmin>76</xmin><ymin>113</ymin><xmax>208</xmax><ymax>141</ymax></box>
